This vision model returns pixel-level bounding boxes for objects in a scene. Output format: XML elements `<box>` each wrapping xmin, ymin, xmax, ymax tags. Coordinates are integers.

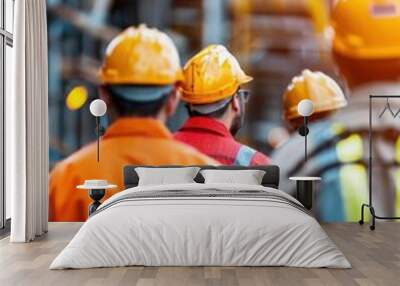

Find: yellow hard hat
<box><xmin>283</xmin><ymin>69</ymin><xmax>347</xmax><ymax>121</ymax></box>
<box><xmin>181</xmin><ymin>45</ymin><xmax>253</xmax><ymax>104</ymax></box>
<box><xmin>98</xmin><ymin>24</ymin><xmax>183</xmax><ymax>85</ymax></box>
<box><xmin>332</xmin><ymin>0</ymin><xmax>400</xmax><ymax>59</ymax></box>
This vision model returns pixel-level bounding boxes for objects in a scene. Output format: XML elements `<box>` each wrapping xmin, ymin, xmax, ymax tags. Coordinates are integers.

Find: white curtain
<box><xmin>7</xmin><ymin>0</ymin><xmax>49</xmax><ymax>242</ymax></box>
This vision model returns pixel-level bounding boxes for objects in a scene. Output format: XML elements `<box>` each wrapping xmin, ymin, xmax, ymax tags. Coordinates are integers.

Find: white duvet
<box><xmin>50</xmin><ymin>183</ymin><xmax>350</xmax><ymax>269</ymax></box>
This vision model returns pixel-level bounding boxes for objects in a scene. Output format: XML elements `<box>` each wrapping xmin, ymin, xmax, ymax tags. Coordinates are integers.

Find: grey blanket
<box><xmin>92</xmin><ymin>188</ymin><xmax>310</xmax><ymax>218</ymax></box>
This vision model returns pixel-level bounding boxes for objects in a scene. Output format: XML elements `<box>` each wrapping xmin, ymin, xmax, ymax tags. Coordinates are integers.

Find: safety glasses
<box><xmin>236</xmin><ymin>89</ymin><xmax>250</xmax><ymax>103</ymax></box>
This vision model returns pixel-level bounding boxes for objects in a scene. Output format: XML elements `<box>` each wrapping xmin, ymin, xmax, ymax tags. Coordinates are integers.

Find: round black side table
<box><xmin>289</xmin><ymin>177</ymin><xmax>321</xmax><ymax>210</ymax></box>
<box><xmin>88</xmin><ymin>189</ymin><xmax>105</xmax><ymax>215</ymax></box>
<box><xmin>77</xmin><ymin>183</ymin><xmax>117</xmax><ymax>216</ymax></box>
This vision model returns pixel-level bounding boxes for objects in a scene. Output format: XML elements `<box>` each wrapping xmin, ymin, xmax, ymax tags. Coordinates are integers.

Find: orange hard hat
<box><xmin>283</xmin><ymin>69</ymin><xmax>347</xmax><ymax>121</ymax></box>
<box><xmin>98</xmin><ymin>24</ymin><xmax>183</xmax><ymax>85</ymax></box>
<box><xmin>181</xmin><ymin>45</ymin><xmax>253</xmax><ymax>104</ymax></box>
<box><xmin>332</xmin><ymin>0</ymin><xmax>400</xmax><ymax>59</ymax></box>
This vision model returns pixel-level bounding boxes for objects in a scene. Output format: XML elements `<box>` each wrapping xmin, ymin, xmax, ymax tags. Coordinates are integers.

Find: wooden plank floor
<box><xmin>0</xmin><ymin>222</ymin><xmax>399</xmax><ymax>286</ymax></box>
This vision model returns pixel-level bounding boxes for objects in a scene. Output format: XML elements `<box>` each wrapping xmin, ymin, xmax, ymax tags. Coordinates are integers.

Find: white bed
<box><xmin>50</xmin><ymin>183</ymin><xmax>350</xmax><ymax>269</ymax></box>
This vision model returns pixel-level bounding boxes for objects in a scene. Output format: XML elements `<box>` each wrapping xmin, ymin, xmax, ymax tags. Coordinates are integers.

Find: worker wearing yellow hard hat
<box><xmin>283</xmin><ymin>69</ymin><xmax>347</xmax><ymax>127</ymax></box>
<box><xmin>49</xmin><ymin>25</ymin><xmax>218</xmax><ymax>222</ymax></box>
<box><xmin>174</xmin><ymin>45</ymin><xmax>271</xmax><ymax>166</ymax></box>
<box><xmin>273</xmin><ymin>0</ymin><xmax>400</xmax><ymax>222</ymax></box>
<box><xmin>331</xmin><ymin>0</ymin><xmax>400</xmax><ymax>88</ymax></box>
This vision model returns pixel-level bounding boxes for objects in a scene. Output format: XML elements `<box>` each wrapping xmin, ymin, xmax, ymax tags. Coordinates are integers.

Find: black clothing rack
<box><xmin>359</xmin><ymin>95</ymin><xmax>400</xmax><ymax>230</ymax></box>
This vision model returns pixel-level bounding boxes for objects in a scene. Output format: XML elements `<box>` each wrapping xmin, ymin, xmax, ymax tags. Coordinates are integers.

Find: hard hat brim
<box><xmin>189</xmin><ymin>97</ymin><xmax>232</xmax><ymax>114</ymax></box>
<box><xmin>333</xmin><ymin>39</ymin><xmax>400</xmax><ymax>59</ymax></box>
<box><xmin>108</xmin><ymin>85</ymin><xmax>174</xmax><ymax>102</ymax></box>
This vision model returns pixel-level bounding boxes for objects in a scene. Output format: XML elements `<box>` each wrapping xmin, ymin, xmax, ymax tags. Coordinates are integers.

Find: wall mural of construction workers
<box><xmin>272</xmin><ymin>0</ymin><xmax>400</xmax><ymax>222</ymax></box>
<box><xmin>49</xmin><ymin>25</ymin><xmax>217</xmax><ymax>222</ymax></box>
<box><xmin>175</xmin><ymin>45</ymin><xmax>271</xmax><ymax>166</ymax></box>
<box><xmin>48</xmin><ymin>0</ymin><xmax>400</xmax><ymax>223</ymax></box>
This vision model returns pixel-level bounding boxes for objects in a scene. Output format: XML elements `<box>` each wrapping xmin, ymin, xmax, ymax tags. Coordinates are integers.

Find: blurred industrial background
<box><xmin>47</xmin><ymin>0</ymin><xmax>339</xmax><ymax>166</ymax></box>
<box><xmin>47</xmin><ymin>0</ymin><xmax>400</xmax><ymax>222</ymax></box>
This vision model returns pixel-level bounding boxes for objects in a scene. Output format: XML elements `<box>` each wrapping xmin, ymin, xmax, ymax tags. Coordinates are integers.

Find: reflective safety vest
<box><xmin>272</xmin><ymin>121</ymin><xmax>400</xmax><ymax>222</ymax></box>
<box><xmin>174</xmin><ymin>116</ymin><xmax>271</xmax><ymax>166</ymax></box>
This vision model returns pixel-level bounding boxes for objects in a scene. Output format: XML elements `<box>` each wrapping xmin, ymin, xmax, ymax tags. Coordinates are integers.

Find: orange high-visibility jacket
<box><xmin>49</xmin><ymin>118</ymin><xmax>217</xmax><ymax>222</ymax></box>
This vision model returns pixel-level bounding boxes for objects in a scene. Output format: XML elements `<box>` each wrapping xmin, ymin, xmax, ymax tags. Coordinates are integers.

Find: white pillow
<box><xmin>200</xmin><ymin>169</ymin><xmax>266</xmax><ymax>185</ymax></box>
<box><xmin>135</xmin><ymin>167</ymin><xmax>200</xmax><ymax>186</ymax></box>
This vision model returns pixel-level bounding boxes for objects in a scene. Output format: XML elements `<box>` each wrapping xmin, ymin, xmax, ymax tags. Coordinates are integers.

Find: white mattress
<box><xmin>50</xmin><ymin>183</ymin><xmax>350</xmax><ymax>269</ymax></box>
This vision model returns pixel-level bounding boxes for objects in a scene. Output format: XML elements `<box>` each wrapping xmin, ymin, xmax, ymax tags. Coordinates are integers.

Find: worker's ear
<box><xmin>165</xmin><ymin>85</ymin><xmax>181</xmax><ymax>118</ymax></box>
<box><xmin>231</xmin><ymin>95</ymin><xmax>241</xmax><ymax>113</ymax></box>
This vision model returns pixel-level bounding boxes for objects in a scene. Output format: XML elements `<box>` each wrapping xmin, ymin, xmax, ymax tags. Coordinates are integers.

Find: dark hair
<box><xmin>187</xmin><ymin>98</ymin><xmax>232</xmax><ymax>119</ymax></box>
<box><xmin>102</xmin><ymin>85</ymin><xmax>170</xmax><ymax>117</ymax></box>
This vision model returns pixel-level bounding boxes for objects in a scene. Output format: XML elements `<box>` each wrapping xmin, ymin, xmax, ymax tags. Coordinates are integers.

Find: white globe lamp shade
<box><xmin>297</xmin><ymin>99</ymin><xmax>314</xmax><ymax>117</ymax></box>
<box><xmin>90</xmin><ymin>99</ymin><xmax>107</xmax><ymax>117</ymax></box>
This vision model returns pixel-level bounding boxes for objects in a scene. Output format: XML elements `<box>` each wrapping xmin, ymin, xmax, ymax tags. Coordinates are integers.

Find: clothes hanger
<box><xmin>378</xmin><ymin>97</ymin><xmax>400</xmax><ymax>118</ymax></box>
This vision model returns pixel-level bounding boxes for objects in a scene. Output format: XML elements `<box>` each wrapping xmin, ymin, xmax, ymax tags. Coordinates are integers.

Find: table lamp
<box><xmin>297</xmin><ymin>99</ymin><xmax>314</xmax><ymax>162</ymax></box>
<box><xmin>89</xmin><ymin>99</ymin><xmax>107</xmax><ymax>162</ymax></box>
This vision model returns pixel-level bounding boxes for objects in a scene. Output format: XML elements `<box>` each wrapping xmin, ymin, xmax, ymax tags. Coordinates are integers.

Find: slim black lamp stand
<box><xmin>298</xmin><ymin>116</ymin><xmax>310</xmax><ymax>162</ymax></box>
<box><xmin>96</xmin><ymin>116</ymin><xmax>100</xmax><ymax>162</ymax></box>
<box><xmin>359</xmin><ymin>95</ymin><xmax>400</xmax><ymax>230</ymax></box>
<box><xmin>304</xmin><ymin>116</ymin><xmax>308</xmax><ymax>162</ymax></box>
<box><xmin>297</xmin><ymin>99</ymin><xmax>313</xmax><ymax>163</ymax></box>
<box><xmin>90</xmin><ymin>99</ymin><xmax>107</xmax><ymax>163</ymax></box>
